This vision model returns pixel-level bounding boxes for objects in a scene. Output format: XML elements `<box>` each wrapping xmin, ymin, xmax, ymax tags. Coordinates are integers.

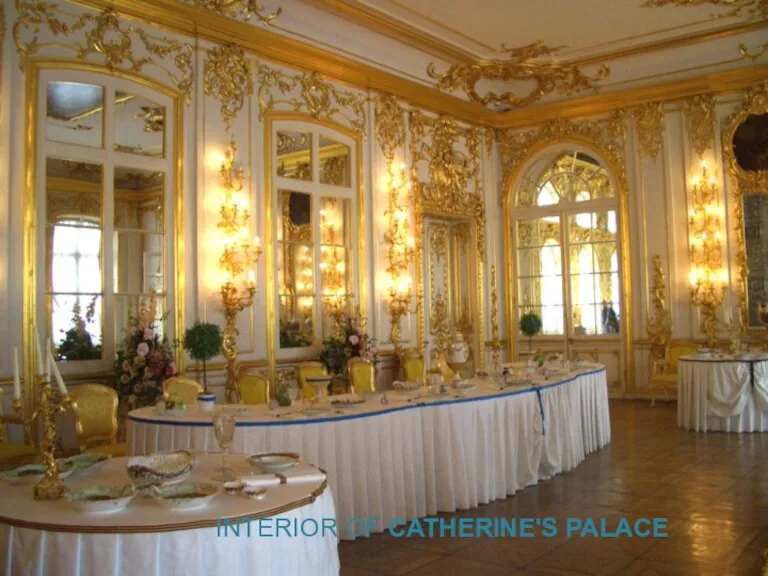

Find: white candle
<box><xmin>34</xmin><ymin>331</ymin><xmax>44</xmax><ymax>376</ymax></box>
<box><xmin>12</xmin><ymin>347</ymin><xmax>21</xmax><ymax>400</ymax></box>
<box><xmin>49</xmin><ymin>350</ymin><xmax>67</xmax><ymax>395</ymax></box>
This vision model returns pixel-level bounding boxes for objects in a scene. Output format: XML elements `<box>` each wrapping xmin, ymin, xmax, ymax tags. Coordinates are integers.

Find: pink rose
<box><xmin>166</xmin><ymin>362</ymin><xmax>177</xmax><ymax>377</ymax></box>
<box><xmin>136</xmin><ymin>343</ymin><xmax>149</xmax><ymax>357</ymax></box>
<box><xmin>143</xmin><ymin>328</ymin><xmax>154</xmax><ymax>340</ymax></box>
<box><xmin>349</xmin><ymin>335</ymin><xmax>359</xmax><ymax>345</ymax></box>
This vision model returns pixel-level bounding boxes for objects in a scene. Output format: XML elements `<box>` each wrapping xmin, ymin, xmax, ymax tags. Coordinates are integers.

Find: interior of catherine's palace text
<box><xmin>0</xmin><ymin>1</ymin><xmax>767</xmax><ymax>574</ymax></box>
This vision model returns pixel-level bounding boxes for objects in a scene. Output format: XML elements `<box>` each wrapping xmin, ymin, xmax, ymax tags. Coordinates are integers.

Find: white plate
<box><xmin>151</xmin><ymin>482</ymin><xmax>219</xmax><ymax>510</ymax></box>
<box><xmin>248</xmin><ymin>452</ymin><xmax>300</xmax><ymax>473</ymax></box>
<box><xmin>0</xmin><ymin>462</ymin><xmax>74</xmax><ymax>485</ymax></box>
<box><xmin>67</xmin><ymin>485</ymin><xmax>135</xmax><ymax>514</ymax></box>
<box><xmin>63</xmin><ymin>453</ymin><xmax>110</xmax><ymax>473</ymax></box>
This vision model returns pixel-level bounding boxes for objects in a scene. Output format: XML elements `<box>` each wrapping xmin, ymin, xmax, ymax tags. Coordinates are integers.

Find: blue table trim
<box><xmin>128</xmin><ymin>368</ymin><xmax>607</xmax><ymax>428</ymax></box>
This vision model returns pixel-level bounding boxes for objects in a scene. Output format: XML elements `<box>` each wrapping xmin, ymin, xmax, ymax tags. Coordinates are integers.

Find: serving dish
<box><xmin>0</xmin><ymin>461</ymin><xmax>74</xmax><ymax>485</ymax></box>
<box><xmin>151</xmin><ymin>482</ymin><xmax>218</xmax><ymax>510</ymax></box>
<box><xmin>248</xmin><ymin>452</ymin><xmax>300</xmax><ymax>473</ymax></box>
<box><xmin>126</xmin><ymin>450</ymin><xmax>193</xmax><ymax>487</ymax></box>
<box><xmin>66</xmin><ymin>485</ymin><xmax>136</xmax><ymax>513</ymax></box>
<box><xmin>331</xmin><ymin>393</ymin><xmax>365</xmax><ymax>408</ymax></box>
<box><xmin>62</xmin><ymin>453</ymin><xmax>110</xmax><ymax>473</ymax></box>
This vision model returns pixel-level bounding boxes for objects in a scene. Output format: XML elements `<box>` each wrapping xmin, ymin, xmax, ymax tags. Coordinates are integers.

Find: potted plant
<box><xmin>519</xmin><ymin>311</ymin><xmax>543</xmax><ymax>351</ymax></box>
<box><xmin>183</xmin><ymin>321</ymin><xmax>222</xmax><ymax>394</ymax></box>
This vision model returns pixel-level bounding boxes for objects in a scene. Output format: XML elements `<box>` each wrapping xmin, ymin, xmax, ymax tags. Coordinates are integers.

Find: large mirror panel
<box><xmin>46</xmin><ymin>81</ymin><xmax>104</xmax><ymax>149</ymax></box>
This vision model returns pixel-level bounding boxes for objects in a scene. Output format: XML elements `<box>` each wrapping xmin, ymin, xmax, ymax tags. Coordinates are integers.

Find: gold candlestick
<box><xmin>221</xmin><ymin>280</ymin><xmax>257</xmax><ymax>403</ymax></box>
<box><xmin>33</xmin><ymin>377</ymin><xmax>71</xmax><ymax>500</ymax></box>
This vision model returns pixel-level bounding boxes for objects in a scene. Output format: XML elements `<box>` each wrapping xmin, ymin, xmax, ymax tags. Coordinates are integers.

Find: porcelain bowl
<box><xmin>248</xmin><ymin>452</ymin><xmax>300</xmax><ymax>473</ymax></box>
<box><xmin>0</xmin><ymin>461</ymin><xmax>74</xmax><ymax>485</ymax></box>
<box><xmin>151</xmin><ymin>482</ymin><xmax>218</xmax><ymax>510</ymax></box>
<box><xmin>66</xmin><ymin>484</ymin><xmax>136</xmax><ymax>514</ymax></box>
<box><xmin>126</xmin><ymin>450</ymin><xmax>193</xmax><ymax>487</ymax></box>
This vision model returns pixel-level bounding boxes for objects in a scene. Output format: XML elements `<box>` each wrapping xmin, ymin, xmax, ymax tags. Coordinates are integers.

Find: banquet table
<box><xmin>128</xmin><ymin>366</ymin><xmax>611</xmax><ymax>540</ymax></box>
<box><xmin>678</xmin><ymin>354</ymin><xmax>768</xmax><ymax>432</ymax></box>
<box><xmin>0</xmin><ymin>455</ymin><xmax>339</xmax><ymax>576</ymax></box>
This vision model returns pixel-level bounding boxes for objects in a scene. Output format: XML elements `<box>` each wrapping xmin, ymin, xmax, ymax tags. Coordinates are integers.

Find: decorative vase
<box><xmin>197</xmin><ymin>393</ymin><xmax>216</xmax><ymax>413</ymax></box>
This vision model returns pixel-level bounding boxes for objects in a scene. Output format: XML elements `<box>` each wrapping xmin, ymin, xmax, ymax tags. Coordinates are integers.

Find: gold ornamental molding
<box><xmin>204</xmin><ymin>43</ymin><xmax>253</xmax><ymax>132</ymax></box>
<box><xmin>646</xmin><ymin>254</ymin><xmax>672</xmax><ymax>358</ymax></box>
<box><xmin>633</xmin><ymin>102</ymin><xmax>665</xmax><ymax>161</ymax></box>
<box><xmin>256</xmin><ymin>64</ymin><xmax>367</xmax><ymax>134</ymax></box>
<box><xmin>183</xmin><ymin>0</ymin><xmax>281</xmax><ymax>23</ymax></box>
<box><xmin>641</xmin><ymin>0</ymin><xmax>768</xmax><ymax>20</ymax></box>
<box><xmin>427</xmin><ymin>42</ymin><xmax>610</xmax><ymax>110</ymax></box>
<box><xmin>683</xmin><ymin>93</ymin><xmax>716</xmax><ymax>158</ymax></box>
<box><xmin>374</xmin><ymin>94</ymin><xmax>406</xmax><ymax>161</ymax></box>
<box><xmin>13</xmin><ymin>2</ymin><xmax>194</xmax><ymax>102</ymax></box>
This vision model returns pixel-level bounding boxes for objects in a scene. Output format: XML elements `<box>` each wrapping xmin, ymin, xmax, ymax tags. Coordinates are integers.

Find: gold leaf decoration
<box><xmin>641</xmin><ymin>0</ymin><xmax>767</xmax><ymax>19</ymax></box>
<box><xmin>204</xmin><ymin>43</ymin><xmax>253</xmax><ymax>132</ymax></box>
<box><xmin>184</xmin><ymin>0</ymin><xmax>282</xmax><ymax>23</ymax></box>
<box><xmin>427</xmin><ymin>41</ymin><xmax>610</xmax><ymax>110</ymax></box>
<box><xmin>256</xmin><ymin>64</ymin><xmax>367</xmax><ymax>134</ymax></box>
<box><xmin>13</xmin><ymin>2</ymin><xmax>194</xmax><ymax>102</ymax></box>
<box><xmin>682</xmin><ymin>93</ymin><xmax>715</xmax><ymax>159</ymax></box>
<box><xmin>374</xmin><ymin>95</ymin><xmax>406</xmax><ymax>161</ymax></box>
<box><xmin>739</xmin><ymin>41</ymin><xmax>768</xmax><ymax>61</ymax></box>
<box><xmin>633</xmin><ymin>102</ymin><xmax>665</xmax><ymax>161</ymax></box>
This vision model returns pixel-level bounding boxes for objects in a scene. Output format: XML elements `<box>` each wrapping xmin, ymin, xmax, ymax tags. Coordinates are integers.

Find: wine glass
<box><xmin>212</xmin><ymin>411</ymin><xmax>236</xmax><ymax>481</ymax></box>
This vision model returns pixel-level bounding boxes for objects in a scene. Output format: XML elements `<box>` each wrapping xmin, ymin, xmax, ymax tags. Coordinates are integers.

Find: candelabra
<box><xmin>688</xmin><ymin>161</ymin><xmax>726</xmax><ymax>348</ymax></box>
<box><xmin>319</xmin><ymin>201</ymin><xmax>349</xmax><ymax>338</ymax></box>
<box><xmin>488</xmin><ymin>265</ymin><xmax>502</xmax><ymax>370</ymax></box>
<box><xmin>218</xmin><ymin>141</ymin><xmax>262</xmax><ymax>403</ymax></box>
<box><xmin>384</xmin><ymin>162</ymin><xmax>417</xmax><ymax>349</ymax></box>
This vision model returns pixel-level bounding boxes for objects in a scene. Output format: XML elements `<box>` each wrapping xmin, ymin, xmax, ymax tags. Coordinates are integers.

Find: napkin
<box><xmin>281</xmin><ymin>469</ymin><xmax>327</xmax><ymax>485</ymax></box>
<box><xmin>240</xmin><ymin>474</ymin><xmax>282</xmax><ymax>488</ymax></box>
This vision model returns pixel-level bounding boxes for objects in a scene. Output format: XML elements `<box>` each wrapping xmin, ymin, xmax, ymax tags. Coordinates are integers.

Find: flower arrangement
<box><xmin>318</xmin><ymin>313</ymin><xmax>378</xmax><ymax>374</ymax></box>
<box><xmin>114</xmin><ymin>295</ymin><xmax>177</xmax><ymax>409</ymax></box>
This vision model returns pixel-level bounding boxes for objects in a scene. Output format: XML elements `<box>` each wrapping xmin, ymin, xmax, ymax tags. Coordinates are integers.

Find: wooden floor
<box><xmin>339</xmin><ymin>401</ymin><xmax>768</xmax><ymax>575</ymax></box>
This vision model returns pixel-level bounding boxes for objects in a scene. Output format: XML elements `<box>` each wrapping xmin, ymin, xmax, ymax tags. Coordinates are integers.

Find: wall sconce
<box><xmin>384</xmin><ymin>162</ymin><xmax>416</xmax><ymax>349</ymax></box>
<box><xmin>688</xmin><ymin>161</ymin><xmax>726</xmax><ymax>348</ymax></box>
<box><xmin>320</xmin><ymin>201</ymin><xmax>349</xmax><ymax>335</ymax></box>
<box><xmin>218</xmin><ymin>141</ymin><xmax>262</xmax><ymax>402</ymax></box>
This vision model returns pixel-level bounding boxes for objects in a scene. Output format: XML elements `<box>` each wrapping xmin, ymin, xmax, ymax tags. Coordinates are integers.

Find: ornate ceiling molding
<box><xmin>641</xmin><ymin>0</ymin><xmax>767</xmax><ymax>19</ymax></box>
<box><xmin>633</xmin><ymin>102</ymin><xmax>665</xmax><ymax>161</ymax></box>
<box><xmin>255</xmin><ymin>64</ymin><xmax>367</xmax><ymax>134</ymax></box>
<box><xmin>374</xmin><ymin>95</ymin><xmax>406</xmax><ymax>162</ymax></box>
<box><xmin>682</xmin><ymin>93</ymin><xmax>716</xmax><ymax>158</ymax></box>
<box><xmin>204</xmin><ymin>43</ymin><xmax>253</xmax><ymax>132</ymax></box>
<box><xmin>427</xmin><ymin>41</ymin><xmax>610</xmax><ymax>110</ymax></box>
<box><xmin>13</xmin><ymin>2</ymin><xmax>193</xmax><ymax>102</ymax></box>
<box><xmin>183</xmin><ymin>0</ymin><xmax>282</xmax><ymax>23</ymax></box>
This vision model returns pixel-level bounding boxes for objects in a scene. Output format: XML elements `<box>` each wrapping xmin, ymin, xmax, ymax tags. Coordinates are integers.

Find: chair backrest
<box><xmin>238</xmin><ymin>369</ymin><xmax>270</xmax><ymax>405</ymax></box>
<box><xmin>667</xmin><ymin>344</ymin><xmax>699</xmax><ymax>374</ymax></box>
<box><xmin>348</xmin><ymin>357</ymin><xmax>375</xmax><ymax>394</ymax></box>
<box><xmin>69</xmin><ymin>384</ymin><xmax>118</xmax><ymax>452</ymax></box>
<box><xmin>296</xmin><ymin>362</ymin><xmax>328</xmax><ymax>400</ymax></box>
<box><xmin>162</xmin><ymin>377</ymin><xmax>203</xmax><ymax>405</ymax></box>
<box><xmin>402</xmin><ymin>350</ymin><xmax>425</xmax><ymax>382</ymax></box>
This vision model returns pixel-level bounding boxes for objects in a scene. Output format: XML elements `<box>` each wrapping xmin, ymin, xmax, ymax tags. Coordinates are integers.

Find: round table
<box><xmin>128</xmin><ymin>367</ymin><xmax>611</xmax><ymax>540</ymax></box>
<box><xmin>0</xmin><ymin>455</ymin><xmax>339</xmax><ymax>576</ymax></box>
<box><xmin>678</xmin><ymin>354</ymin><xmax>768</xmax><ymax>432</ymax></box>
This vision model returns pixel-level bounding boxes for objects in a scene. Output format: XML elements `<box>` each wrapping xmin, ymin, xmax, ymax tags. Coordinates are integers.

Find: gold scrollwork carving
<box><xmin>641</xmin><ymin>0</ymin><xmax>767</xmax><ymax>19</ymax></box>
<box><xmin>204</xmin><ymin>43</ymin><xmax>253</xmax><ymax>133</ymax></box>
<box><xmin>722</xmin><ymin>80</ymin><xmax>768</xmax><ymax>329</ymax></box>
<box><xmin>430</xmin><ymin>291</ymin><xmax>452</xmax><ymax>356</ymax></box>
<box><xmin>13</xmin><ymin>2</ymin><xmax>194</xmax><ymax>102</ymax></box>
<box><xmin>427</xmin><ymin>41</ymin><xmax>610</xmax><ymax>110</ymax></box>
<box><xmin>739</xmin><ymin>42</ymin><xmax>768</xmax><ymax>62</ymax></box>
<box><xmin>647</xmin><ymin>254</ymin><xmax>672</xmax><ymax>364</ymax></box>
<box><xmin>374</xmin><ymin>95</ymin><xmax>406</xmax><ymax>161</ymax></box>
<box><xmin>256</xmin><ymin>64</ymin><xmax>367</xmax><ymax>134</ymax></box>
<box><xmin>184</xmin><ymin>0</ymin><xmax>282</xmax><ymax>23</ymax></box>
<box><xmin>633</xmin><ymin>102</ymin><xmax>665</xmax><ymax>161</ymax></box>
<box><xmin>682</xmin><ymin>93</ymin><xmax>715</xmax><ymax>159</ymax></box>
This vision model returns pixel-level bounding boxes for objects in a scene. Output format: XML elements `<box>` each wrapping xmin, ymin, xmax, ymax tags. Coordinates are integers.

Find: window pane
<box><xmin>516</xmin><ymin>218</ymin><xmax>560</xmax><ymax>248</ymax></box>
<box><xmin>277</xmin><ymin>130</ymin><xmax>312</xmax><ymax>181</ymax></box>
<box><xmin>279</xmin><ymin>296</ymin><xmax>314</xmax><ymax>348</ymax></box>
<box><xmin>50</xmin><ymin>294</ymin><xmax>103</xmax><ymax>361</ymax></box>
<box><xmin>279</xmin><ymin>190</ymin><xmax>312</xmax><ymax>243</ymax></box>
<box><xmin>114</xmin><ymin>294</ymin><xmax>167</xmax><ymax>345</ymax></box>
<box><xmin>46</xmin><ymin>82</ymin><xmax>103</xmax><ymax>149</ymax></box>
<box><xmin>517</xmin><ymin>305</ymin><xmax>564</xmax><ymax>336</ymax></box>
<box><xmin>46</xmin><ymin>158</ymin><xmax>103</xmax><ymax>226</ymax></box>
<box><xmin>319</xmin><ymin>136</ymin><xmax>350</xmax><ymax>186</ymax></box>
<box><xmin>113</xmin><ymin>231</ymin><xmax>165</xmax><ymax>294</ymax></box>
<box><xmin>114</xmin><ymin>92</ymin><xmax>165</xmax><ymax>158</ymax></box>
<box><xmin>114</xmin><ymin>167</ymin><xmax>165</xmax><ymax>232</ymax></box>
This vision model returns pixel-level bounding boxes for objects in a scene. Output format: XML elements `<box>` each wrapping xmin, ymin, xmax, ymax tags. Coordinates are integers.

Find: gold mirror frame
<box><xmin>502</xmin><ymin>136</ymin><xmax>633</xmax><ymax>391</ymax></box>
<box><xmin>722</xmin><ymin>80</ymin><xmax>768</xmax><ymax>333</ymax></box>
<box><xmin>264</xmin><ymin>113</ymin><xmax>366</xmax><ymax>388</ymax></box>
<box><xmin>23</xmin><ymin>60</ymin><xmax>186</xmax><ymax>412</ymax></box>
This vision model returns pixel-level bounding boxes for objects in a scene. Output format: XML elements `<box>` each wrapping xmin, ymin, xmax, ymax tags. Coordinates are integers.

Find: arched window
<box><xmin>513</xmin><ymin>150</ymin><xmax>622</xmax><ymax>340</ymax></box>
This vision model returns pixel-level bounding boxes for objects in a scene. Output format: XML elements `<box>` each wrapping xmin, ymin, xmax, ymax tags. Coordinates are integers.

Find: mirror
<box><xmin>743</xmin><ymin>193</ymin><xmax>768</xmax><ymax>328</ymax></box>
<box><xmin>319</xmin><ymin>197</ymin><xmax>352</xmax><ymax>338</ymax></box>
<box><xmin>319</xmin><ymin>136</ymin><xmax>350</xmax><ymax>187</ymax></box>
<box><xmin>733</xmin><ymin>113</ymin><xmax>768</xmax><ymax>172</ymax></box>
<box><xmin>277</xmin><ymin>130</ymin><xmax>312</xmax><ymax>181</ymax></box>
<box><xmin>114</xmin><ymin>92</ymin><xmax>165</xmax><ymax>157</ymax></box>
<box><xmin>46</xmin><ymin>81</ymin><xmax>104</xmax><ymax>149</ymax></box>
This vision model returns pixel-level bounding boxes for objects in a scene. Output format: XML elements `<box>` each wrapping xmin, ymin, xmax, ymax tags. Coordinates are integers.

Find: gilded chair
<box><xmin>348</xmin><ymin>357</ymin><xmax>375</xmax><ymax>394</ymax></box>
<box><xmin>0</xmin><ymin>389</ymin><xmax>37</xmax><ymax>467</ymax></box>
<box><xmin>162</xmin><ymin>376</ymin><xmax>204</xmax><ymax>406</ymax></box>
<box><xmin>431</xmin><ymin>351</ymin><xmax>454</xmax><ymax>382</ymax></box>
<box><xmin>296</xmin><ymin>362</ymin><xmax>328</xmax><ymax>401</ymax></box>
<box><xmin>237</xmin><ymin>368</ymin><xmax>270</xmax><ymax>405</ymax></box>
<box><xmin>649</xmin><ymin>343</ymin><xmax>699</xmax><ymax>406</ymax></box>
<box><xmin>69</xmin><ymin>384</ymin><xmax>126</xmax><ymax>457</ymax></box>
<box><xmin>402</xmin><ymin>350</ymin><xmax>425</xmax><ymax>382</ymax></box>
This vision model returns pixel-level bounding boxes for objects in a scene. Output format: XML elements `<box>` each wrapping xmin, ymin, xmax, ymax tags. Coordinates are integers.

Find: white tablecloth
<box><xmin>0</xmin><ymin>455</ymin><xmax>339</xmax><ymax>576</ymax></box>
<box><xmin>128</xmin><ymin>368</ymin><xmax>611</xmax><ymax>539</ymax></box>
<box><xmin>677</xmin><ymin>356</ymin><xmax>768</xmax><ymax>432</ymax></box>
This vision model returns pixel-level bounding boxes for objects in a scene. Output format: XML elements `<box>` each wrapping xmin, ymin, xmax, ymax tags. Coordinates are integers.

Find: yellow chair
<box><xmin>348</xmin><ymin>357</ymin><xmax>375</xmax><ymax>394</ymax></box>
<box><xmin>296</xmin><ymin>362</ymin><xmax>328</xmax><ymax>400</ymax></box>
<box><xmin>0</xmin><ymin>389</ymin><xmax>37</xmax><ymax>467</ymax></box>
<box><xmin>69</xmin><ymin>384</ymin><xmax>126</xmax><ymax>457</ymax></box>
<box><xmin>162</xmin><ymin>376</ymin><xmax>204</xmax><ymax>406</ymax></box>
<box><xmin>238</xmin><ymin>368</ymin><xmax>270</xmax><ymax>405</ymax></box>
<box><xmin>402</xmin><ymin>350</ymin><xmax>425</xmax><ymax>382</ymax></box>
<box><xmin>650</xmin><ymin>343</ymin><xmax>699</xmax><ymax>406</ymax></box>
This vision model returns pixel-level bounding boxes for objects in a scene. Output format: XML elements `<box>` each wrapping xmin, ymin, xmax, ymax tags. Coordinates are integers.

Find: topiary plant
<box><xmin>519</xmin><ymin>311</ymin><xmax>543</xmax><ymax>350</ymax></box>
<box><xmin>183</xmin><ymin>321</ymin><xmax>222</xmax><ymax>393</ymax></box>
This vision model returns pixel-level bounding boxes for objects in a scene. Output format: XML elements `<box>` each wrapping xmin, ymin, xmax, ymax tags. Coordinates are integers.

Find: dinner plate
<box><xmin>151</xmin><ymin>482</ymin><xmax>219</xmax><ymax>510</ymax></box>
<box><xmin>248</xmin><ymin>452</ymin><xmax>300</xmax><ymax>473</ymax></box>
<box><xmin>66</xmin><ymin>485</ymin><xmax>136</xmax><ymax>514</ymax></box>
<box><xmin>62</xmin><ymin>453</ymin><xmax>110</xmax><ymax>473</ymax></box>
<box><xmin>0</xmin><ymin>462</ymin><xmax>74</xmax><ymax>485</ymax></box>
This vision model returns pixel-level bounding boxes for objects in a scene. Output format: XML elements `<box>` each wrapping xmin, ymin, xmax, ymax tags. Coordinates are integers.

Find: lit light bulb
<box><xmin>399</xmin><ymin>162</ymin><xmax>406</xmax><ymax>171</ymax></box>
<box><xmin>247</xmin><ymin>271</ymin><xmax>256</xmax><ymax>286</ymax></box>
<box><xmin>689</xmin><ymin>270</ymin><xmax>698</xmax><ymax>286</ymax></box>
